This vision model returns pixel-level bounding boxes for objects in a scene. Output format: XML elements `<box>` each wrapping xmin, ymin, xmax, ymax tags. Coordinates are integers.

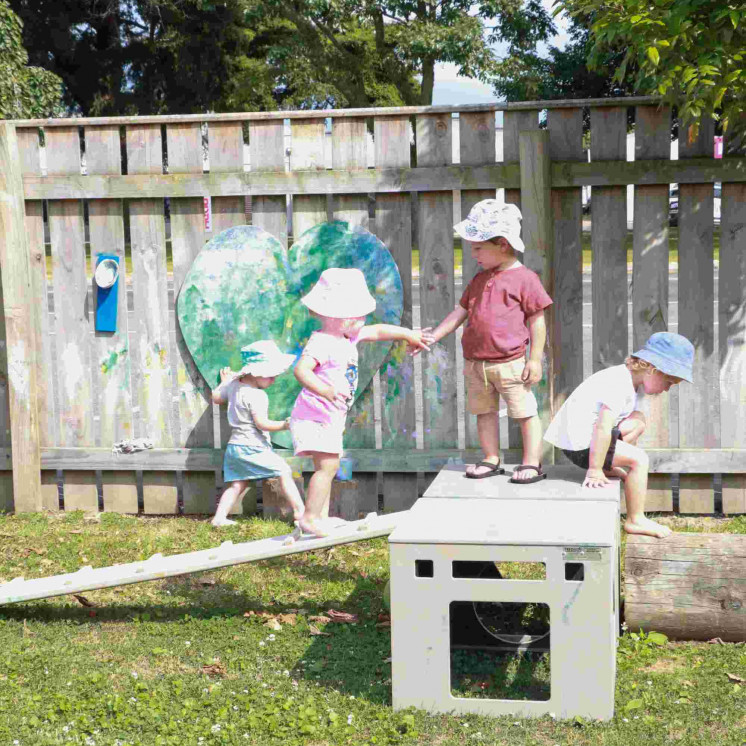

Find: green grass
<box><xmin>1</xmin><ymin>511</ymin><xmax>745</xmax><ymax>746</ymax></box>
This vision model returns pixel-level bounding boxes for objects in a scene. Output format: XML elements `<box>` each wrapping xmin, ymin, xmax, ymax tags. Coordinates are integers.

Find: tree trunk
<box><xmin>420</xmin><ymin>55</ymin><xmax>435</xmax><ymax>105</ymax></box>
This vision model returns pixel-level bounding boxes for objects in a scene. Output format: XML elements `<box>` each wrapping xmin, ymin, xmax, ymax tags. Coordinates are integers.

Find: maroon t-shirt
<box><xmin>459</xmin><ymin>264</ymin><xmax>553</xmax><ymax>362</ymax></box>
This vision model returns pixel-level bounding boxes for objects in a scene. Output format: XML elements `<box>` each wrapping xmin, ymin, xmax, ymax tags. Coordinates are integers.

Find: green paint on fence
<box><xmin>176</xmin><ymin>223</ymin><xmax>403</xmax><ymax>447</ymax></box>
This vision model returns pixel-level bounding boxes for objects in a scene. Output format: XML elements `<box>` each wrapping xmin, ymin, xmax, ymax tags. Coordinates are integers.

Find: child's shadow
<box><xmin>292</xmin><ymin>576</ymin><xmax>392</xmax><ymax>705</ymax></box>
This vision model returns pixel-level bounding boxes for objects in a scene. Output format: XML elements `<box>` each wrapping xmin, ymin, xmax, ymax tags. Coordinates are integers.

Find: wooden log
<box><xmin>0</xmin><ymin>123</ymin><xmax>43</xmax><ymax>512</ymax></box>
<box><xmin>624</xmin><ymin>532</ymin><xmax>746</xmax><ymax>642</ymax></box>
<box><xmin>375</xmin><ymin>115</ymin><xmax>418</xmax><ymax>512</ymax></box>
<box><xmin>86</xmin><ymin>124</ymin><xmax>138</xmax><ymax>513</ymax></box>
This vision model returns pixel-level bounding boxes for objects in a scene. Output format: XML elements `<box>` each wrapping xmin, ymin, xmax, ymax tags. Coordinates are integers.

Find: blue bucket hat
<box><xmin>632</xmin><ymin>332</ymin><xmax>694</xmax><ymax>383</ymax></box>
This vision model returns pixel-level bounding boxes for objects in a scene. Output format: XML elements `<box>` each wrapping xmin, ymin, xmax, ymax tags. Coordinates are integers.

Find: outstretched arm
<box><xmin>357</xmin><ymin>324</ymin><xmax>432</xmax><ymax>352</ymax></box>
<box><xmin>584</xmin><ymin>406</ymin><xmax>615</xmax><ymax>488</ymax></box>
<box><xmin>427</xmin><ymin>305</ymin><xmax>468</xmax><ymax>346</ymax></box>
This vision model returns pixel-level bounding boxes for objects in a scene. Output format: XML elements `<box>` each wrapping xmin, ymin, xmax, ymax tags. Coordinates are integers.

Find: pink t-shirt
<box><xmin>459</xmin><ymin>263</ymin><xmax>553</xmax><ymax>362</ymax></box>
<box><xmin>291</xmin><ymin>331</ymin><xmax>359</xmax><ymax>425</ymax></box>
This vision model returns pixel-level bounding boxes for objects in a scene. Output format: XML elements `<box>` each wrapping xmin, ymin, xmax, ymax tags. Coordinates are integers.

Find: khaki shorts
<box><xmin>464</xmin><ymin>358</ymin><xmax>538</xmax><ymax>419</ymax></box>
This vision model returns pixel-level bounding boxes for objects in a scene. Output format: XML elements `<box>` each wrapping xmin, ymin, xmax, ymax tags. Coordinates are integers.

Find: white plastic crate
<box><xmin>389</xmin><ymin>491</ymin><xmax>620</xmax><ymax>720</ymax></box>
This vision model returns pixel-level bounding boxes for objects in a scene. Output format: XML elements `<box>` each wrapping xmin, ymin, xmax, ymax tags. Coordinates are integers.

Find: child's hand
<box><xmin>319</xmin><ymin>384</ymin><xmax>350</xmax><ymax>407</ymax></box>
<box><xmin>521</xmin><ymin>359</ymin><xmax>542</xmax><ymax>385</ymax></box>
<box><xmin>283</xmin><ymin>417</ymin><xmax>291</xmax><ymax>431</ymax></box>
<box><xmin>219</xmin><ymin>367</ymin><xmax>235</xmax><ymax>383</ymax></box>
<box><xmin>583</xmin><ymin>469</ymin><xmax>610</xmax><ymax>488</ymax></box>
<box><xmin>406</xmin><ymin>328</ymin><xmax>433</xmax><ymax>356</ymax></box>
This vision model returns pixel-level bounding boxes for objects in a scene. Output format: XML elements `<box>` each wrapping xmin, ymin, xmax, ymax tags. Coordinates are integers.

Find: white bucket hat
<box><xmin>239</xmin><ymin>340</ymin><xmax>296</xmax><ymax>377</ymax></box>
<box><xmin>301</xmin><ymin>267</ymin><xmax>376</xmax><ymax>319</ymax></box>
<box><xmin>454</xmin><ymin>200</ymin><xmax>525</xmax><ymax>252</ymax></box>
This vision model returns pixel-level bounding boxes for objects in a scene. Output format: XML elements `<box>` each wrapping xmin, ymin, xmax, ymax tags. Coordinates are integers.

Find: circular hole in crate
<box><xmin>472</xmin><ymin>563</ymin><xmax>550</xmax><ymax>645</ymax></box>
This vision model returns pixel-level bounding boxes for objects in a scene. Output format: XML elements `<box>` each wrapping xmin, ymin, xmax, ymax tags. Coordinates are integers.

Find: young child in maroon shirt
<box><xmin>424</xmin><ymin>200</ymin><xmax>553</xmax><ymax>483</ymax></box>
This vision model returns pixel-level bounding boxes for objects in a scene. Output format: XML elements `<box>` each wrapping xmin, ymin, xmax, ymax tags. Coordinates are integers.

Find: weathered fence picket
<box><xmin>1</xmin><ymin>97</ymin><xmax>744</xmax><ymax>518</ymax></box>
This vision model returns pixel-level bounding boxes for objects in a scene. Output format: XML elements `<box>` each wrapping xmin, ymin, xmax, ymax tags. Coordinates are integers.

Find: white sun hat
<box><xmin>453</xmin><ymin>200</ymin><xmax>525</xmax><ymax>252</ymax></box>
<box><xmin>238</xmin><ymin>340</ymin><xmax>297</xmax><ymax>377</ymax></box>
<box><xmin>301</xmin><ymin>267</ymin><xmax>376</xmax><ymax>319</ymax></box>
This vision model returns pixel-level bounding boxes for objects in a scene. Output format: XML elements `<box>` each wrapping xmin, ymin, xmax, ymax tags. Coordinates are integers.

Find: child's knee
<box><xmin>629</xmin><ymin>448</ymin><xmax>649</xmax><ymax>471</ymax></box>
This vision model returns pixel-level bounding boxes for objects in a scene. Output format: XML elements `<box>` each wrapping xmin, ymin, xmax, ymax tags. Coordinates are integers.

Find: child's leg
<box><xmin>511</xmin><ymin>414</ymin><xmax>543</xmax><ymax>482</ymax></box>
<box><xmin>612</xmin><ymin>440</ymin><xmax>671</xmax><ymax>539</ymax></box>
<box><xmin>299</xmin><ymin>453</ymin><xmax>340</xmax><ymax>537</ymax></box>
<box><xmin>276</xmin><ymin>464</ymin><xmax>304</xmax><ymax>521</ymax></box>
<box><xmin>466</xmin><ymin>412</ymin><xmax>501</xmax><ymax>476</ymax></box>
<box><xmin>212</xmin><ymin>479</ymin><xmax>249</xmax><ymax>527</ymax></box>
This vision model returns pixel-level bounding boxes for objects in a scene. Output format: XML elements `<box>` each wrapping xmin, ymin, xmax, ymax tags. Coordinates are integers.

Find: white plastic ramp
<box><xmin>0</xmin><ymin>511</ymin><xmax>406</xmax><ymax>606</ymax></box>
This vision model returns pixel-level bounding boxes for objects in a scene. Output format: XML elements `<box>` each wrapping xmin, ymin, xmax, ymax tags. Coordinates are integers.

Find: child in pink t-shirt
<box><xmin>290</xmin><ymin>268</ymin><xmax>432</xmax><ymax>537</ymax></box>
<box><xmin>425</xmin><ymin>201</ymin><xmax>553</xmax><ymax>484</ymax></box>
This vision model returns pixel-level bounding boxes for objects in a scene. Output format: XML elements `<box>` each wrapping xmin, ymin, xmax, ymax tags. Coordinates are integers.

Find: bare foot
<box><xmin>211</xmin><ymin>518</ymin><xmax>237</xmax><ymax>527</ymax></box>
<box><xmin>624</xmin><ymin>516</ymin><xmax>672</xmax><ymax>539</ymax></box>
<box><xmin>292</xmin><ymin>503</ymin><xmax>305</xmax><ymax>522</ymax></box>
<box><xmin>298</xmin><ymin>518</ymin><xmax>328</xmax><ymax>538</ymax></box>
<box><xmin>604</xmin><ymin>466</ymin><xmax>628</xmax><ymax>482</ymax></box>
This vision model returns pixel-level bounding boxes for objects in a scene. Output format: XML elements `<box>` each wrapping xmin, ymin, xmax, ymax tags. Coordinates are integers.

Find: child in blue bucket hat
<box><xmin>210</xmin><ymin>340</ymin><xmax>305</xmax><ymax>527</ymax></box>
<box><xmin>544</xmin><ymin>331</ymin><xmax>694</xmax><ymax>539</ymax></box>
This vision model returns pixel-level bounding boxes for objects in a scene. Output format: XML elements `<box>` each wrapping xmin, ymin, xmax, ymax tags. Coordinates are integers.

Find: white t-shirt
<box><xmin>222</xmin><ymin>379</ymin><xmax>272</xmax><ymax>449</ymax></box>
<box><xmin>544</xmin><ymin>364</ymin><xmax>638</xmax><ymax>450</ymax></box>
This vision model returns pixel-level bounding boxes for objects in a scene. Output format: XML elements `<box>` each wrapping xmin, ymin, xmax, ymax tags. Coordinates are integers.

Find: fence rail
<box><xmin>1</xmin><ymin>96</ymin><xmax>745</xmax><ymax>518</ymax></box>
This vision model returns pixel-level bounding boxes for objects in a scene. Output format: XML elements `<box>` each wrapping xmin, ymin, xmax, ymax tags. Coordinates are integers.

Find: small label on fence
<box><xmin>563</xmin><ymin>546</ymin><xmax>603</xmax><ymax>562</ymax></box>
<box><xmin>204</xmin><ymin>195</ymin><xmax>212</xmax><ymax>232</ymax></box>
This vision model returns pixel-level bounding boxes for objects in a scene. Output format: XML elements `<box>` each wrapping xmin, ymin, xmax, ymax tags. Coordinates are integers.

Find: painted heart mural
<box><xmin>177</xmin><ymin>221</ymin><xmax>404</xmax><ymax>447</ymax></box>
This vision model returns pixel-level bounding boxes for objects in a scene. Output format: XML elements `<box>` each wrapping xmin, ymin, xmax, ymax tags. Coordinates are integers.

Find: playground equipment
<box><xmin>0</xmin><ymin>512</ymin><xmax>403</xmax><ymax>606</ymax></box>
<box><xmin>389</xmin><ymin>465</ymin><xmax>621</xmax><ymax>720</ymax></box>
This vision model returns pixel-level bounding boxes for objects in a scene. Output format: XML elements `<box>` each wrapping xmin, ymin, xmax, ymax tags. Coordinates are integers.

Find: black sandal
<box><xmin>509</xmin><ymin>464</ymin><xmax>547</xmax><ymax>484</ymax></box>
<box><xmin>465</xmin><ymin>460</ymin><xmax>506</xmax><ymax>479</ymax></box>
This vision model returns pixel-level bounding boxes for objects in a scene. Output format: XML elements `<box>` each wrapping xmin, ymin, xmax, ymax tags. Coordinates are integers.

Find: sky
<box><xmin>430</xmin><ymin>0</ymin><xmax>571</xmax><ymax>106</ymax></box>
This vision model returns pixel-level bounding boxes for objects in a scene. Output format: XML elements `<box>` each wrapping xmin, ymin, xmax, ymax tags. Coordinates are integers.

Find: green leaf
<box><xmin>647</xmin><ymin>631</ymin><xmax>668</xmax><ymax>646</ymax></box>
<box><xmin>730</xmin><ymin>11</ymin><xmax>739</xmax><ymax>29</ymax></box>
<box><xmin>647</xmin><ymin>46</ymin><xmax>660</xmax><ymax>65</ymax></box>
<box><xmin>625</xmin><ymin>698</ymin><xmax>644</xmax><ymax>711</ymax></box>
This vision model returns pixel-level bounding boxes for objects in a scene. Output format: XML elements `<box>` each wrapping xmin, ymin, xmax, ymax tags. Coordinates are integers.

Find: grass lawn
<box><xmin>1</xmin><ymin>512</ymin><xmax>745</xmax><ymax>746</ymax></box>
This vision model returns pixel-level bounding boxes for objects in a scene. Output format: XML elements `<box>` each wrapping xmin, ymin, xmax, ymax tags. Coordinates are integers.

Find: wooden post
<box><xmin>519</xmin><ymin>130</ymin><xmax>554</xmax><ymax>464</ymax></box>
<box><xmin>0</xmin><ymin>122</ymin><xmax>43</xmax><ymax>511</ymax></box>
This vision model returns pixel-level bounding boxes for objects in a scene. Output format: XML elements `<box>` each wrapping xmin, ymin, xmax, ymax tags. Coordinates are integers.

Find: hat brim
<box><xmin>239</xmin><ymin>353</ymin><xmax>297</xmax><ymax>378</ymax></box>
<box><xmin>453</xmin><ymin>221</ymin><xmax>525</xmax><ymax>252</ymax></box>
<box><xmin>301</xmin><ymin>295</ymin><xmax>376</xmax><ymax>319</ymax></box>
<box><xmin>633</xmin><ymin>349</ymin><xmax>693</xmax><ymax>383</ymax></box>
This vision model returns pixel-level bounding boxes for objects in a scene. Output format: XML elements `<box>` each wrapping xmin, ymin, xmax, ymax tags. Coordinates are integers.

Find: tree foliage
<box><xmin>0</xmin><ymin>0</ymin><xmax>63</xmax><ymax>118</ymax></box>
<box><xmin>248</xmin><ymin>0</ymin><xmax>555</xmax><ymax>107</ymax></box>
<box><xmin>13</xmin><ymin>0</ymin><xmax>557</xmax><ymax>114</ymax></box>
<box><xmin>557</xmin><ymin>0</ymin><xmax>746</xmax><ymax>134</ymax></box>
<box><xmin>492</xmin><ymin>17</ymin><xmax>635</xmax><ymax>103</ymax></box>
<box><xmin>10</xmin><ymin>0</ymin><xmax>255</xmax><ymax>115</ymax></box>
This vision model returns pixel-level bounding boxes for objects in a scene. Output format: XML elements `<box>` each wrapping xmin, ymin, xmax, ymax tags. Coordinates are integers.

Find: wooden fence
<box><xmin>0</xmin><ymin>96</ymin><xmax>745</xmax><ymax>517</ymax></box>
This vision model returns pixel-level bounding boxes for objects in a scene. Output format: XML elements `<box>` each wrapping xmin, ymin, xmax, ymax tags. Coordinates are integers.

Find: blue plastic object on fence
<box><xmin>94</xmin><ymin>253</ymin><xmax>120</xmax><ymax>333</ymax></box>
